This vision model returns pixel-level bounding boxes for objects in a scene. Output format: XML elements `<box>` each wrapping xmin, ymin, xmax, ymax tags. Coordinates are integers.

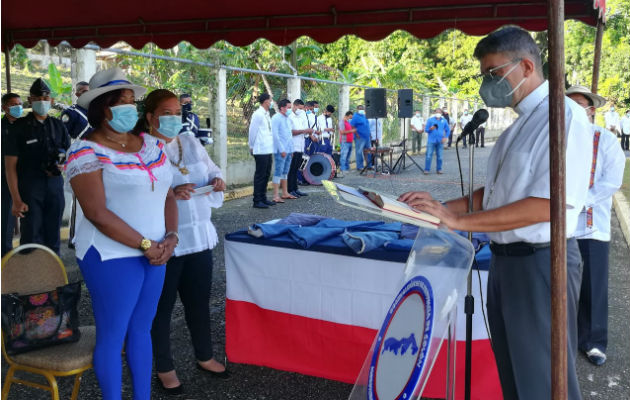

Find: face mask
<box><xmin>32</xmin><ymin>100</ymin><xmax>51</xmax><ymax>116</ymax></box>
<box><xmin>269</xmin><ymin>101</ymin><xmax>275</xmax><ymax>109</ymax></box>
<box><xmin>358</xmin><ymin>110</ymin><xmax>365</xmax><ymax>115</ymax></box>
<box><xmin>108</xmin><ymin>104</ymin><xmax>139</xmax><ymax>133</ymax></box>
<box><xmin>157</xmin><ymin>115</ymin><xmax>183</xmax><ymax>138</ymax></box>
<box><xmin>415</xmin><ymin>113</ymin><xmax>421</xmax><ymax>117</ymax></box>
<box><xmin>610</xmin><ymin>107</ymin><xmax>614</xmax><ymax>112</ymax></box>
<box><xmin>434</xmin><ymin>113</ymin><xmax>442</xmax><ymax>119</ymax></box>
<box><xmin>314</xmin><ymin>108</ymin><xmax>319</xmax><ymax>113</ymax></box>
<box><xmin>306</xmin><ymin>110</ymin><xmax>312</xmax><ymax>115</ymax></box>
<box><xmin>182</xmin><ymin>103</ymin><xmax>192</xmax><ymax>113</ymax></box>
<box><xmin>285</xmin><ymin>109</ymin><xmax>293</xmax><ymax>117</ymax></box>
<box><xmin>478</xmin><ymin>60</ymin><xmax>526</xmax><ymax>108</ymax></box>
<box><xmin>9</xmin><ymin>105</ymin><xmax>23</xmax><ymax>118</ymax></box>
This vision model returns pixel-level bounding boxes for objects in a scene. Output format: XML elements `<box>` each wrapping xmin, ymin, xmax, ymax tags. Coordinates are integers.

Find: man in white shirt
<box><xmin>620</xmin><ymin>109</ymin><xmax>630</xmax><ymax>151</ymax></box>
<box><xmin>287</xmin><ymin>99</ymin><xmax>314</xmax><ymax>198</ymax></box>
<box><xmin>248</xmin><ymin>93</ymin><xmax>275</xmax><ymax>209</ymax></box>
<box><xmin>399</xmin><ymin>27</ymin><xmax>591</xmax><ymax>400</ymax></box>
<box><xmin>604</xmin><ymin>106</ymin><xmax>621</xmax><ymax>137</ymax></box>
<box><xmin>566</xmin><ymin>85</ymin><xmax>626</xmax><ymax>366</ymax></box>
<box><xmin>459</xmin><ymin>110</ymin><xmax>473</xmax><ymax>148</ymax></box>
<box><xmin>304</xmin><ymin>101</ymin><xmax>320</xmax><ymax>157</ymax></box>
<box><xmin>316</xmin><ymin>105</ymin><xmax>335</xmax><ymax>155</ymax></box>
<box><xmin>410</xmin><ymin>110</ymin><xmax>424</xmax><ymax>153</ymax></box>
<box><xmin>475</xmin><ymin>121</ymin><xmax>486</xmax><ymax>148</ymax></box>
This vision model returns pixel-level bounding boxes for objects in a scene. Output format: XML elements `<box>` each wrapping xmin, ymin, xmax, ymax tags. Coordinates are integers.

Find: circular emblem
<box><xmin>61</xmin><ymin>114</ymin><xmax>70</xmax><ymax>123</ymax></box>
<box><xmin>367</xmin><ymin>276</ymin><xmax>434</xmax><ymax>400</ymax></box>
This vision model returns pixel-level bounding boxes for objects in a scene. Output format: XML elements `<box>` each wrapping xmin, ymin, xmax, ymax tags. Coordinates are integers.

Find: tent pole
<box><xmin>548</xmin><ymin>0</ymin><xmax>567</xmax><ymax>399</ymax></box>
<box><xmin>4</xmin><ymin>40</ymin><xmax>12</xmax><ymax>93</ymax></box>
<box><xmin>591</xmin><ymin>19</ymin><xmax>604</xmax><ymax>94</ymax></box>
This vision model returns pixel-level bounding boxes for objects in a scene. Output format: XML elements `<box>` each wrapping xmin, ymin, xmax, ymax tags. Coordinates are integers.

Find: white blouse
<box><xmin>164</xmin><ymin>134</ymin><xmax>223</xmax><ymax>257</ymax></box>
<box><xmin>65</xmin><ymin>133</ymin><xmax>173</xmax><ymax>261</ymax></box>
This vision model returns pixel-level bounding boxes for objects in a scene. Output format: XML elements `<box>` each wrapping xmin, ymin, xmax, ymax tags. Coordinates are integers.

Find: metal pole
<box><xmin>591</xmin><ymin>19</ymin><xmax>604</xmax><ymax>94</ymax></box>
<box><xmin>548</xmin><ymin>0</ymin><xmax>567</xmax><ymax>399</ymax></box>
<box><xmin>4</xmin><ymin>41</ymin><xmax>12</xmax><ymax>93</ymax></box>
<box><xmin>464</xmin><ymin>136</ymin><xmax>475</xmax><ymax>400</ymax></box>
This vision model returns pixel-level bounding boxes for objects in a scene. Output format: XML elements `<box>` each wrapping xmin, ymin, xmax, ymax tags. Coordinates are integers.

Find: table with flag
<box><xmin>224</xmin><ymin>216</ymin><xmax>501</xmax><ymax>400</ymax></box>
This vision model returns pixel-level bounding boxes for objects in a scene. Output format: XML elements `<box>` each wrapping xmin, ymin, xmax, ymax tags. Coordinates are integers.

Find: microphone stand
<box><xmin>464</xmin><ymin>128</ymin><xmax>476</xmax><ymax>400</ymax></box>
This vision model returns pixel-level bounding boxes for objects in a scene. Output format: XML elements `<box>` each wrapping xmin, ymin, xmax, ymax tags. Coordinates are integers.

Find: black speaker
<box><xmin>365</xmin><ymin>88</ymin><xmax>387</xmax><ymax>119</ymax></box>
<box><xmin>397</xmin><ymin>89</ymin><xmax>413</xmax><ymax>118</ymax></box>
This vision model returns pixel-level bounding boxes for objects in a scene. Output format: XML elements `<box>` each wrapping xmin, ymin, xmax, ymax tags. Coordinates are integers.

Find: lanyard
<box><xmin>488</xmin><ymin>95</ymin><xmax>548</xmax><ymax>201</ymax></box>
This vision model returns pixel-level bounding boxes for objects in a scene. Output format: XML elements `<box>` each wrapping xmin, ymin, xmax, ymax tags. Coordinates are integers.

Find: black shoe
<box><xmin>263</xmin><ymin>199</ymin><xmax>276</xmax><ymax>206</ymax></box>
<box><xmin>585</xmin><ymin>348</ymin><xmax>606</xmax><ymax>366</ymax></box>
<box><xmin>196</xmin><ymin>363</ymin><xmax>231</xmax><ymax>379</ymax></box>
<box><xmin>156</xmin><ymin>374</ymin><xmax>183</xmax><ymax>395</ymax></box>
<box><xmin>294</xmin><ymin>190</ymin><xmax>308</xmax><ymax>196</ymax></box>
<box><xmin>253</xmin><ymin>201</ymin><xmax>269</xmax><ymax>209</ymax></box>
<box><xmin>290</xmin><ymin>191</ymin><xmax>301</xmax><ymax>198</ymax></box>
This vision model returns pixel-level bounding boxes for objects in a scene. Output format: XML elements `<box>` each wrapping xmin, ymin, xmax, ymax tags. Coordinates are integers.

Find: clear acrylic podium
<box><xmin>347</xmin><ymin>227</ymin><xmax>474</xmax><ymax>400</ymax></box>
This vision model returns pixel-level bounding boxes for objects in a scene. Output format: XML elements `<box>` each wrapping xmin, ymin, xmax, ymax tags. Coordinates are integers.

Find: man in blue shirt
<box><xmin>350</xmin><ymin>105</ymin><xmax>371</xmax><ymax>170</ymax></box>
<box><xmin>60</xmin><ymin>81</ymin><xmax>93</xmax><ymax>139</ymax></box>
<box><xmin>424</xmin><ymin>108</ymin><xmax>450</xmax><ymax>174</ymax></box>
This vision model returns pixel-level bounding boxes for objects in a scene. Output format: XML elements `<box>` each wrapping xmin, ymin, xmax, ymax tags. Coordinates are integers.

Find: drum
<box><xmin>301</xmin><ymin>152</ymin><xmax>336</xmax><ymax>185</ymax></box>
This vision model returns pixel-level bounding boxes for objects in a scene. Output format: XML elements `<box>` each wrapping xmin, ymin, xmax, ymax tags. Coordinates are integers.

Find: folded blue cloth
<box><xmin>341</xmin><ymin>231</ymin><xmax>400</xmax><ymax>254</ymax></box>
<box><xmin>278</xmin><ymin>213</ymin><xmax>327</xmax><ymax>226</ymax></box>
<box><xmin>288</xmin><ymin>226</ymin><xmax>346</xmax><ymax>248</ymax></box>
<box><xmin>248</xmin><ymin>223</ymin><xmax>299</xmax><ymax>238</ymax></box>
<box><xmin>383</xmin><ymin>239</ymin><xmax>415</xmax><ymax>251</ymax></box>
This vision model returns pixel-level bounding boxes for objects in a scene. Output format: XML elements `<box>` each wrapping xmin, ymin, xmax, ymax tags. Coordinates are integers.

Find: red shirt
<box><xmin>341</xmin><ymin>120</ymin><xmax>354</xmax><ymax>143</ymax></box>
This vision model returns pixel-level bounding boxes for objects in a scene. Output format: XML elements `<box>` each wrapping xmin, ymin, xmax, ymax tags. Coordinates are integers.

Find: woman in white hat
<box><xmin>131</xmin><ymin>89</ymin><xmax>228</xmax><ymax>394</ymax></box>
<box><xmin>64</xmin><ymin>68</ymin><xmax>178</xmax><ymax>400</ymax></box>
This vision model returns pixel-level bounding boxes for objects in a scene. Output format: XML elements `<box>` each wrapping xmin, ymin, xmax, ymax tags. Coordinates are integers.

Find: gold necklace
<box><xmin>170</xmin><ymin>136</ymin><xmax>189</xmax><ymax>175</ymax></box>
<box><xmin>104</xmin><ymin>134</ymin><xmax>128</xmax><ymax>148</ymax></box>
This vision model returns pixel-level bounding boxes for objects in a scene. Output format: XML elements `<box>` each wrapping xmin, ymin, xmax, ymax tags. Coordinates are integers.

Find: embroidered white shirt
<box><xmin>248</xmin><ymin>106</ymin><xmax>273</xmax><ymax>155</ymax></box>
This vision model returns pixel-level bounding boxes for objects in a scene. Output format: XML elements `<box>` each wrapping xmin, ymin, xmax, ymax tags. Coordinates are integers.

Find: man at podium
<box><xmin>399</xmin><ymin>27</ymin><xmax>592</xmax><ymax>400</ymax></box>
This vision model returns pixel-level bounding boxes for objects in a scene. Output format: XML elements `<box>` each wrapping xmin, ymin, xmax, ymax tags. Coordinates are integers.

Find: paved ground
<box><xmin>3</xmin><ymin>143</ymin><xmax>629</xmax><ymax>399</ymax></box>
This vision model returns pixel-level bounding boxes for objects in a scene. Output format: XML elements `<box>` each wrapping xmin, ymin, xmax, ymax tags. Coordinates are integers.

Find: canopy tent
<box><xmin>0</xmin><ymin>1</ymin><xmax>608</xmax><ymax>400</ymax></box>
<box><xmin>2</xmin><ymin>0</ymin><xmax>605</xmax><ymax>49</ymax></box>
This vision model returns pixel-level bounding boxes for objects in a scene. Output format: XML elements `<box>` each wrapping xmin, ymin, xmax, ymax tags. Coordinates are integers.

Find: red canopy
<box><xmin>2</xmin><ymin>0</ymin><xmax>605</xmax><ymax>50</ymax></box>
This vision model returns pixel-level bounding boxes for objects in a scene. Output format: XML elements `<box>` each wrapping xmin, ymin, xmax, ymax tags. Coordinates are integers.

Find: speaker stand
<box><xmin>392</xmin><ymin>118</ymin><xmax>424</xmax><ymax>174</ymax></box>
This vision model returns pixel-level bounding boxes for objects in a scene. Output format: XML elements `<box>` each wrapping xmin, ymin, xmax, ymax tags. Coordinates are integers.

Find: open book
<box><xmin>322</xmin><ymin>181</ymin><xmax>441</xmax><ymax>229</ymax></box>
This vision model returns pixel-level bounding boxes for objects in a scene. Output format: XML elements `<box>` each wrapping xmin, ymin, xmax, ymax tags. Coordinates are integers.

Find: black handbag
<box><xmin>1</xmin><ymin>281</ymin><xmax>82</xmax><ymax>355</ymax></box>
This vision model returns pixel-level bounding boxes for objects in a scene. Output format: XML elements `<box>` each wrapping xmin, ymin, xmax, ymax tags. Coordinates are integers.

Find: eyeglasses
<box><xmin>476</xmin><ymin>58</ymin><xmax>522</xmax><ymax>81</ymax></box>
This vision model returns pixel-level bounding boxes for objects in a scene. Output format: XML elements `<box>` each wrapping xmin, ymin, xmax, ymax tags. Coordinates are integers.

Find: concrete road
<box><xmin>3</xmin><ymin>143</ymin><xmax>628</xmax><ymax>399</ymax></box>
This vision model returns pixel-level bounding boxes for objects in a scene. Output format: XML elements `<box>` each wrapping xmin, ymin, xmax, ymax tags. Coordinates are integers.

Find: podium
<box><xmin>348</xmin><ymin>227</ymin><xmax>474</xmax><ymax>400</ymax></box>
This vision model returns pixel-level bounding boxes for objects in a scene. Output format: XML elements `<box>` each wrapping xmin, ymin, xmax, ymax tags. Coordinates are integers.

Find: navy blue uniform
<box><xmin>1</xmin><ymin>115</ymin><xmax>18</xmax><ymax>255</ymax></box>
<box><xmin>4</xmin><ymin>112</ymin><xmax>71</xmax><ymax>254</ymax></box>
<box><xmin>61</xmin><ymin>104</ymin><xmax>93</xmax><ymax>139</ymax></box>
<box><xmin>180</xmin><ymin>111</ymin><xmax>200</xmax><ymax>137</ymax></box>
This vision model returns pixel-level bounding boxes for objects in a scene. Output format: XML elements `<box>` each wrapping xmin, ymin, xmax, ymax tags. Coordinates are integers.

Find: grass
<box><xmin>622</xmin><ymin>158</ymin><xmax>630</xmax><ymax>201</ymax></box>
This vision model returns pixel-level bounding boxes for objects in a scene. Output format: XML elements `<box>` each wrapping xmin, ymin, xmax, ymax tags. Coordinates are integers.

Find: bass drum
<box><xmin>302</xmin><ymin>152</ymin><xmax>336</xmax><ymax>185</ymax></box>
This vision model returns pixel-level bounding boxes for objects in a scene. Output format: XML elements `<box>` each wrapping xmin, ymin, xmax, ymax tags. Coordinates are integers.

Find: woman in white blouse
<box><xmin>65</xmin><ymin>69</ymin><xmax>178</xmax><ymax>400</ymax></box>
<box><xmin>133</xmin><ymin>89</ymin><xmax>228</xmax><ymax>394</ymax></box>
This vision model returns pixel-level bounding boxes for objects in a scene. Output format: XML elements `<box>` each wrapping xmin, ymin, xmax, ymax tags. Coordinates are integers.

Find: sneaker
<box><xmin>585</xmin><ymin>348</ymin><xmax>606</xmax><ymax>366</ymax></box>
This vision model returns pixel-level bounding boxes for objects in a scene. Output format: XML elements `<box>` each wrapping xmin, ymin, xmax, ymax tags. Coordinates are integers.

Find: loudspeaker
<box><xmin>365</xmin><ymin>88</ymin><xmax>387</xmax><ymax>119</ymax></box>
<box><xmin>397</xmin><ymin>89</ymin><xmax>413</xmax><ymax>118</ymax></box>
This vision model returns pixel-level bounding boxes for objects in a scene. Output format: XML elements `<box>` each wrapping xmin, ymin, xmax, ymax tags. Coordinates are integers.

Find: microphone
<box><xmin>457</xmin><ymin>109</ymin><xmax>489</xmax><ymax>143</ymax></box>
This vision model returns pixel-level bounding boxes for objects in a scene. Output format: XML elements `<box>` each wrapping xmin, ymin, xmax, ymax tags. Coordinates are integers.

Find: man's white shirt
<box><xmin>410</xmin><ymin>115</ymin><xmax>424</xmax><ymax>131</ymax></box>
<box><xmin>248</xmin><ymin>106</ymin><xmax>273</xmax><ymax>155</ymax></box>
<box><xmin>289</xmin><ymin>110</ymin><xmax>309</xmax><ymax>152</ymax></box>
<box><xmin>368</xmin><ymin>118</ymin><xmax>383</xmax><ymax>141</ymax></box>
<box><xmin>482</xmin><ymin>81</ymin><xmax>592</xmax><ymax>244</ymax></box>
<box><xmin>459</xmin><ymin>114</ymin><xmax>473</xmax><ymax>129</ymax></box>
<box><xmin>574</xmin><ymin>125</ymin><xmax>625</xmax><ymax>241</ymax></box>
<box><xmin>620</xmin><ymin>114</ymin><xmax>630</xmax><ymax>134</ymax></box>
<box><xmin>604</xmin><ymin>110</ymin><xmax>620</xmax><ymax>129</ymax></box>
<box><xmin>317</xmin><ymin>114</ymin><xmax>334</xmax><ymax>139</ymax></box>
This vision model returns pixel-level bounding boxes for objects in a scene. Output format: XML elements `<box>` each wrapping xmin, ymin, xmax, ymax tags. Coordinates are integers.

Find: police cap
<box><xmin>30</xmin><ymin>78</ymin><xmax>51</xmax><ymax>96</ymax></box>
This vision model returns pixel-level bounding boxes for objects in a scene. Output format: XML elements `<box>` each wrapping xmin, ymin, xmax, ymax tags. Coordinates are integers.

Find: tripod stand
<box><xmin>392</xmin><ymin>118</ymin><xmax>424</xmax><ymax>174</ymax></box>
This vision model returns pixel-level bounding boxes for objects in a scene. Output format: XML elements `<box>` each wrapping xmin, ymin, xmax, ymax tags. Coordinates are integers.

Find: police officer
<box><xmin>61</xmin><ymin>81</ymin><xmax>93</xmax><ymax>139</ymax></box>
<box><xmin>1</xmin><ymin>93</ymin><xmax>23</xmax><ymax>256</ymax></box>
<box><xmin>179</xmin><ymin>93</ymin><xmax>200</xmax><ymax>137</ymax></box>
<box><xmin>4</xmin><ymin>78</ymin><xmax>71</xmax><ymax>254</ymax></box>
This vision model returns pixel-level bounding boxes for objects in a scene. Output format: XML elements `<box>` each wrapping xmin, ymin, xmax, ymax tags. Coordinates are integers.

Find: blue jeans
<box><xmin>272</xmin><ymin>152</ymin><xmax>293</xmax><ymax>184</ymax></box>
<box><xmin>424</xmin><ymin>142</ymin><xmax>444</xmax><ymax>172</ymax></box>
<box><xmin>354</xmin><ymin>137</ymin><xmax>369</xmax><ymax>170</ymax></box>
<box><xmin>339</xmin><ymin>141</ymin><xmax>352</xmax><ymax>171</ymax></box>
<box><xmin>78</xmin><ymin>247</ymin><xmax>165</xmax><ymax>400</ymax></box>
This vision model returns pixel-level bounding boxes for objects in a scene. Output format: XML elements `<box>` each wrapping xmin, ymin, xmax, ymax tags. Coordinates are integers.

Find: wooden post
<box><xmin>548</xmin><ymin>0</ymin><xmax>568</xmax><ymax>399</ymax></box>
<box><xmin>4</xmin><ymin>41</ymin><xmax>12</xmax><ymax>93</ymax></box>
<box><xmin>591</xmin><ymin>19</ymin><xmax>604</xmax><ymax>94</ymax></box>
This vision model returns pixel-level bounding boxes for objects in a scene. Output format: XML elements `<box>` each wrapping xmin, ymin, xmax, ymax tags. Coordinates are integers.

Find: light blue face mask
<box><xmin>285</xmin><ymin>108</ymin><xmax>293</xmax><ymax>117</ymax></box>
<box><xmin>157</xmin><ymin>115</ymin><xmax>183</xmax><ymax>138</ymax></box>
<box><xmin>108</xmin><ymin>104</ymin><xmax>139</xmax><ymax>133</ymax></box>
<box><xmin>358</xmin><ymin>110</ymin><xmax>365</xmax><ymax>115</ymax></box>
<box><xmin>314</xmin><ymin>107</ymin><xmax>319</xmax><ymax>113</ymax></box>
<box><xmin>306</xmin><ymin>110</ymin><xmax>312</xmax><ymax>115</ymax></box>
<box><xmin>32</xmin><ymin>101</ymin><xmax>51</xmax><ymax>116</ymax></box>
<box><xmin>8</xmin><ymin>105</ymin><xmax>23</xmax><ymax>118</ymax></box>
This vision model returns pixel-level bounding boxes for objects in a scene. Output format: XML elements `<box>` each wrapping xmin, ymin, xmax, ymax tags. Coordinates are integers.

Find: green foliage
<box><xmin>45</xmin><ymin>63</ymin><xmax>72</xmax><ymax>104</ymax></box>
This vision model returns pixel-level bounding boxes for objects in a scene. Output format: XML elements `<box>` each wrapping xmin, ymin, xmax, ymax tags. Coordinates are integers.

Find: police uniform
<box><xmin>180</xmin><ymin>110</ymin><xmax>200</xmax><ymax>137</ymax></box>
<box><xmin>317</xmin><ymin>114</ymin><xmax>334</xmax><ymax>155</ymax></box>
<box><xmin>1</xmin><ymin>115</ymin><xmax>17</xmax><ymax>256</ymax></box>
<box><xmin>61</xmin><ymin>104</ymin><xmax>93</xmax><ymax>139</ymax></box>
<box><xmin>5</xmin><ymin>112</ymin><xmax>71</xmax><ymax>254</ymax></box>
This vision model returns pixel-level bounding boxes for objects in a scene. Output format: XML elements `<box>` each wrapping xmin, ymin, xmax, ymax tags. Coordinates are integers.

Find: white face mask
<box><xmin>434</xmin><ymin>113</ymin><xmax>442</xmax><ymax>119</ymax></box>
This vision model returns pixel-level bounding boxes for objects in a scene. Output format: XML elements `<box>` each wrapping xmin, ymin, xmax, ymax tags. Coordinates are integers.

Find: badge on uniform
<box><xmin>26</xmin><ymin>139</ymin><xmax>38</xmax><ymax>144</ymax></box>
<box><xmin>62</xmin><ymin>114</ymin><xmax>70</xmax><ymax>123</ymax></box>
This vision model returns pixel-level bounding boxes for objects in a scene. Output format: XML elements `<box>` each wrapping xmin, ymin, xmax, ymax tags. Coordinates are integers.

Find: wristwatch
<box><xmin>139</xmin><ymin>238</ymin><xmax>152</xmax><ymax>252</ymax></box>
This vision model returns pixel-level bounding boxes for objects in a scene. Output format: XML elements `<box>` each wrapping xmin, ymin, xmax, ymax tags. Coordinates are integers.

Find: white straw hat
<box><xmin>77</xmin><ymin>68</ymin><xmax>146</xmax><ymax>109</ymax></box>
<box><xmin>566</xmin><ymin>85</ymin><xmax>606</xmax><ymax>109</ymax></box>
